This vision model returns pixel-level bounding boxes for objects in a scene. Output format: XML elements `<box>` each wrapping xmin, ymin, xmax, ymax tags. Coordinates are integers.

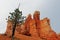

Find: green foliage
<box><xmin>8</xmin><ymin>8</ymin><xmax>25</xmax><ymax>24</ymax></box>
<box><xmin>8</xmin><ymin>8</ymin><xmax>26</xmax><ymax>40</ymax></box>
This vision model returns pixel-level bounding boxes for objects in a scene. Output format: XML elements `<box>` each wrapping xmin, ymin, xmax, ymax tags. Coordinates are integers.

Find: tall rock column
<box><xmin>24</xmin><ymin>14</ymin><xmax>32</xmax><ymax>36</ymax></box>
<box><xmin>33</xmin><ymin>11</ymin><xmax>40</xmax><ymax>37</ymax></box>
<box><xmin>24</xmin><ymin>14</ymin><xmax>39</xmax><ymax>37</ymax></box>
<box><xmin>5</xmin><ymin>20</ymin><xmax>13</xmax><ymax>37</ymax></box>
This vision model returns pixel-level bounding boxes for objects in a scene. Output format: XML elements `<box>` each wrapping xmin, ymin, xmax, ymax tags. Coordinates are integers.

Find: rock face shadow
<box><xmin>0</xmin><ymin>11</ymin><xmax>60</xmax><ymax>40</ymax></box>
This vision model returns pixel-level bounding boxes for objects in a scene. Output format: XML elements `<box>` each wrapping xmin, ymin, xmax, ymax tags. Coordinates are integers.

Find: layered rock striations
<box><xmin>0</xmin><ymin>11</ymin><xmax>59</xmax><ymax>40</ymax></box>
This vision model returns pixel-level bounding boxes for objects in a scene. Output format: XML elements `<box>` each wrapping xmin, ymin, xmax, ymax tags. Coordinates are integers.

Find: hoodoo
<box><xmin>0</xmin><ymin>11</ymin><xmax>59</xmax><ymax>40</ymax></box>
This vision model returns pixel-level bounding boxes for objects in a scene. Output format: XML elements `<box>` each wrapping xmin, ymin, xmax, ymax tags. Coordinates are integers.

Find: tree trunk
<box><xmin>11</xmin><ymin>22</ymin><xmax>16</xmax><ymax>40</ymax></box>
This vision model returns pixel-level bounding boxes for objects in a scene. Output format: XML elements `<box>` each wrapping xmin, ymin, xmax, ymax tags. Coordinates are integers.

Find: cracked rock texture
<box><xmin>0</xmin><ymin>11</ymin><xmax>60</xmax><ymax>40</ymax></box>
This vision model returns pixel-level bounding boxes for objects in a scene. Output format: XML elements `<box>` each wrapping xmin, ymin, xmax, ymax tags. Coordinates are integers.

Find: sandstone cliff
<box><xmin>0</xmin><ymin>11</ymin><xmax>59</xmax><ymax>40</ymax></box>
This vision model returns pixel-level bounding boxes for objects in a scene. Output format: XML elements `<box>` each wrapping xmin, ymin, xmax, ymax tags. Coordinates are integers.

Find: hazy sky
<box><xmin>0</xmin><ymin>0</ymin><xmax>60</xmax><ymax>34</ymax></box>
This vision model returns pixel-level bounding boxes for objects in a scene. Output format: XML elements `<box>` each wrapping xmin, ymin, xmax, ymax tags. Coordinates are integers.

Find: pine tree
<box><xmin>8</xmin><ymin>8</ymin><xmax>25</xmax><ymax>40</ymax></box>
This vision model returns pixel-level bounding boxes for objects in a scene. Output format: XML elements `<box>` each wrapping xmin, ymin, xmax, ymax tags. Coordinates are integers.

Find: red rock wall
<box><xmin>0</xmin><ymin>11</ymin><xmax>59</xmax><ymax>40</ymax></box>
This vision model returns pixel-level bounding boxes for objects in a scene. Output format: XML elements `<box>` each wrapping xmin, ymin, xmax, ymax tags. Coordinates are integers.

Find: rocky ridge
<box><xmin>0</xmin><ymin>11</ymin><xmax>60</xmax><ymax>40</ymax></box>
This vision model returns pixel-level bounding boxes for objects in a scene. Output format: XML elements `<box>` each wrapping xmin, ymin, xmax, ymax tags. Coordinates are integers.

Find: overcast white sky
<box><xmin>0</xmin><ymin>0</ymin><xmax>60</xmax><ymax>34</ymax></box>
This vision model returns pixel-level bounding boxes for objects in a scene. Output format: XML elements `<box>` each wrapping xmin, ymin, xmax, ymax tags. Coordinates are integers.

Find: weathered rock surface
<box><xmin>57</xmin><ymin>33</ymin><xmax>60</xmax><ymax>40</ymax></box>
<box><xmin>0</xmin><ymin>11</ymin><xmax>59</xmax><ymax>40</ymax></box>
<box><xmin>40</xmin><ymin>18</ymin><xmax>58</xmax><ymax>40</ymax></box>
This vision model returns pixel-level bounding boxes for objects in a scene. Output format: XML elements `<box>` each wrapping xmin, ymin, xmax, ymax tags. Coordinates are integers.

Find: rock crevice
<box><xmin>0</xmin><ymin>11</ymin><xmax>59</xmax><ymax>40</ymax></box>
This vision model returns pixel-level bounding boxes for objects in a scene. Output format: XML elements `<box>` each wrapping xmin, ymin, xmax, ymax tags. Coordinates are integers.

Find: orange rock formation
<box><xmin>0</xmin><ymin>11</ymin><xmax>59</xmax><ymax>40</ymax></box>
